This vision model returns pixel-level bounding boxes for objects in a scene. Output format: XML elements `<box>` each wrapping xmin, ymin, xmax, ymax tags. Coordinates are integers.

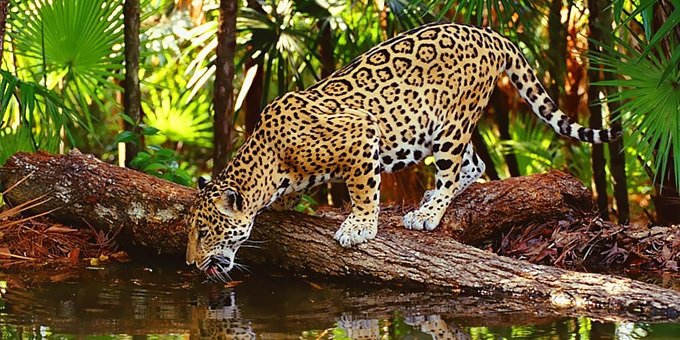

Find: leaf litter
<box><xmin>0</xmin><ymin>184</ymin><xmax>127</xmax><ymax>283</ymax></box>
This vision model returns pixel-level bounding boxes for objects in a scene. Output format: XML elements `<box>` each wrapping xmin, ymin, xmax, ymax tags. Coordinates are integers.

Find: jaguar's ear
<box><xmin>198</xmin><ymin>177</ymin><xmax>208</xmax><ymax>189</ymax></box>
<box><xmin>216</xmin><ymin>188</ymin><xmax>244</xmax><ymax>215</ymax></box>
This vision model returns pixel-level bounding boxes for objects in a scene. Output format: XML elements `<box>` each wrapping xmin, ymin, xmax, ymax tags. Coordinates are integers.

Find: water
<box><xmin>0</xmin><ymin>261</ymin><xmax>679</xmax><ymax>339</ymax></box>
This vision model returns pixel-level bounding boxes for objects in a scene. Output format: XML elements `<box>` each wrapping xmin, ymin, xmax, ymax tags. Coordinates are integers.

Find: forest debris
<box><xmin>495</xmin><ymin>211</ymin><xmax>680</xmax><ymax>274</ymax></box>
<box><xmin>0</xmin><ymin>182</ymin><xmax>126</xmax><ymax>278</ymax></box>
<box><xmin>0</xmin><ymin>215</ymin><xmax>122</xmax><ymax>270</ymax></box>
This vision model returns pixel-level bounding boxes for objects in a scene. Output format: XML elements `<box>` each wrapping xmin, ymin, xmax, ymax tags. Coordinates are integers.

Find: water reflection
<box><xmin>0</xmin><ymin>262</ymin><xmax>678</xmax><ymax>339</ymax></box>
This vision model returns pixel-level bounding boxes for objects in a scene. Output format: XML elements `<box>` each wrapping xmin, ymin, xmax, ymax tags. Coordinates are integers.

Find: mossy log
<box><xmin>1</xmin><ymin>150</ymin><xmax>679</xmax><ymax>322</ymax></box>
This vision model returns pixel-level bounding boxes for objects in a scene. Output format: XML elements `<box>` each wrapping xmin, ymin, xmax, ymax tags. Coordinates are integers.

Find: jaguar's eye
<box><xmin>198</xmin><ymin>229</ymin><xmax>208</xmax><ymax>239</ymax></box>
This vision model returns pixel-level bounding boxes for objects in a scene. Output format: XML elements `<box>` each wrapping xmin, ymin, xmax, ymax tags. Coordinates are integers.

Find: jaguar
<box><xmin>185</xmin><ymin>21</ymin><xmax>620</xmax><ymax>281</ymax></box>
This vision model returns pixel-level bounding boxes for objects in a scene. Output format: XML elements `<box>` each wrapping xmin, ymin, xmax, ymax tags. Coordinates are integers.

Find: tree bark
<box><xmin>607</xmin><ymin>107</ymin><xmax>629</xmax><ymax>224</ymax></box>
<box><xmin>243</xmin><ymin>0</ymin><xmax>265</xmax><ymax>136</ymax></box>
<box><xmin>491</xmin><ymin>88</ymin><xmax>521</xmax><ymax>177</ymax></box>
<box><xmin>123</xmin><ymin>0</ymin><xmax>142</xmax><ymax>166</ymax></box>
<box><xmin>0</xmin><ymin>0</ymin><xmax>9</xmax><ymax>69</ymax></box>
<box><xmin>547</xmin><ymin>0</ymin><xmax>567</xmax><ymax>101</ymax></box>
<box><xmin>213</xmin><ymin>0</ymin><xmax>237</xmax><ymax>176</ymax></box>
<box><xmin>1</xmin><ymin>151</ymin><xmax>679</xmax><ymax>321</ymax></box>
<box><xmin>243</xmin><ymin>53</ymin><xmax>264</xmax><ymax>136</ymax></box>
<box><xmin>587</xmin><ymin>0</ymin><xmax>611</xmax><ymax>221</ymax></box>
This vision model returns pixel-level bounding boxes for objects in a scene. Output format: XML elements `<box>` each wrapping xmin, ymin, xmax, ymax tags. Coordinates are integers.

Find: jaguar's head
<box><xmin>186</xmin><ymin>177</ymin><xmax>254</xmax><ymax>282</ymax></box>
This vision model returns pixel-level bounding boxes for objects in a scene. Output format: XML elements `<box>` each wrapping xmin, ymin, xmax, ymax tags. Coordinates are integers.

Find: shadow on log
<box><xmin>1</xmin><ymin>150</ymin><xmax>679</xmax><ymax>322</ymax></box>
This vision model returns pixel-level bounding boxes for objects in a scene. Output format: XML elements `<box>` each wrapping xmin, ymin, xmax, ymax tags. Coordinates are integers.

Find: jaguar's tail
<box><xmin>502</xmin><ymin>41</ymin><xmax>621</xmax><ymax>144</ymax></box>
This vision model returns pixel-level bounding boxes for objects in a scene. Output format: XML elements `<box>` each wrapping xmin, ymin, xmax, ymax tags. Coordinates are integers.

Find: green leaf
<box><xmin>143</xmin><ymin>163</ymin><xmax>168</xmax><ymax>173</ymax></box>
<box><xmin>115</xmin><ymin>131</ymin><xmax>137</xmax><ymax>144</ymax></box>
<box><xmin>119</xmin><ymin>113</ymin><xmax>137</xmax><ymax>126</ymax></box>
<box><xmin>155</xmin><ymin>148</ymin><xmax>176</xmax><ymax>160</ymax></box>
<box><xmin>141</xmin><ymin>126</ymin><xmax>161</xmax><ymax>136</ymax></box>
<box><xmin>638</xmin><ymin>5</ymin><xmax>680</xmax><ymax>68</ymax></box>
<box><xmin>131</xmin><ymin>151</ymin><xmax>151</xmax><ymax>164</ymax></box>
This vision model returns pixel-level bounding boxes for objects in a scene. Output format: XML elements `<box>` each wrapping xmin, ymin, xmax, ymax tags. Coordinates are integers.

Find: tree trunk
<box><xmin>655</xmin><ymin>156</ymin><xmax>680</xmax><ymax>225</ymax></box>
<box><xmin>491</xmin><ymin>88</ymin><xmax>521</xmax><ymax>177</ymax></box>
<box><xmin>1</xmin><ymin>151</ymin><xmax>679</xmax><ymax>321</ymax></box>
<box><xmin>243</xmin><ymin>0</ymin><xmax>265</xmax><ymax>136</ymax></box>
<box><xmin>318</xmin><ymin>20</ymin><xmax>335</xmax><ymax>79</ymax></box>
<box><xmin>243</xmin><ymin>54</ymin><xmax>264</xmax><ymax>136</ymax></box>
<box><xmin>0</xmin><ymin>0</ymin><xmax>9</xmax><ymax>69</ymax></box>
<box><xmin>587</xmin><ymin>0</ymin><xmax>610</xmax><ymax>221</ymax></box>
<box><xmin>212</xmin><ymin>0</ymin><xmax>237</xmax><ymax>176</ymax></box>
<box><xmin>547</xmin><ymin>0</ymin><xmax>566</xmax><ymax>101</ymax></box>
<box><xmin>123</xmin><ymin>0</ymin><xmax>142</xmax><ymax>166</ymax></box>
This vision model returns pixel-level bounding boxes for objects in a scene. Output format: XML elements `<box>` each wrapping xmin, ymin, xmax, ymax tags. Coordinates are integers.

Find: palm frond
<box><xmin>0</xmin><ymin>70</ymin><xmax>82</xmax><ymax>165</ymax></box>
<box><xmin>7</xmin><ymin>0</ymin><xmax>126</xmax><ymax>126</ymax></box>
<box><xmin>591</xmin><ymin>34</ymin><xmax>680</xmax><ymax>191</ymax></box>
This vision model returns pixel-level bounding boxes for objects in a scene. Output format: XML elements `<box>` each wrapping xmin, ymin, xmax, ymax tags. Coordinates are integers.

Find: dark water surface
<box><xmin>1</xmin><ymin>261</ymin><xmax>679</xmax><ymax>339</ymax></box>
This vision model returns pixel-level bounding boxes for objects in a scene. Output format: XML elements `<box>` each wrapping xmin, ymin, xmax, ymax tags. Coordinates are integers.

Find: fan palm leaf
<box><xmin>7</xmin><ymin>0</ymin><xmax>125</xmax><ymax>129</ymax></box>
<box><xmin>591</xmin><ymin>33</ymin><xmax>680</xmax><ymax>190</ymax></box>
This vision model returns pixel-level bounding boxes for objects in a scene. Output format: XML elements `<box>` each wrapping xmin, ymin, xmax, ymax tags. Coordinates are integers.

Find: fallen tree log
<box><xmin>1</xmin><ymin>150</ymin><xmax>679</xmax><ymax>322</ymax></box>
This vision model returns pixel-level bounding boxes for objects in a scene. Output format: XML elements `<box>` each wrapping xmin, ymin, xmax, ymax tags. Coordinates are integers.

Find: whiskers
<box><xmin>232</xmin><ymin>260</ymin><xmax>251</xmax><ymax>274</ymax></box>
<box><xmin>202</xmin><ymin>256</ymin><xmax>235</xmax><ymax>283</ymax></box>
<box><xmin>240</xmin><ymin>239</ymin><xmax>267</xmax><ymax>249</ymax></box>
<box><xmin>198</xmin><ymin>256</ymin><xmax>211</xmax><ymax>271</ymax></box>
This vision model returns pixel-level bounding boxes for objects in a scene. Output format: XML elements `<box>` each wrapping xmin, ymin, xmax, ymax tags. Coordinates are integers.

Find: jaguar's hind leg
<box><xmin>454</xmin><ymin>142</ymin><xmax>485</xmax><ymax>197</ymax></box>
<box><xmin>418</xmin><ymin>142</ymin><xmax>485</xmax><ymax>207</ymax></box>
<box><xmin>404</xmin><ymin>125</ymin><xmax>472</xmax><ymax>231</ymax></box>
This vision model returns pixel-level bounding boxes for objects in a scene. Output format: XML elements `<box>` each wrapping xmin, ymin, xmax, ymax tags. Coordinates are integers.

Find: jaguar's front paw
<box><xmin>403</xmin><ymin>209</ymin><xmax>442</xmax><ymax>231</ymax></box>
<box><xmin>334</xmin><ymin>215</ymin><xmax>377</xmax><ymax>247</ymax></box>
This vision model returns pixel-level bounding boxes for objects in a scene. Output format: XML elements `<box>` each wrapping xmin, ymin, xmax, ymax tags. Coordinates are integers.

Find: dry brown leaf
<box><xmin>45</xmin><ymin>226</ymin><xmax>78</xmax><ymax>233</ymax></box>
<box><xmin>67</xmin><ymin>248</ymin><xmax>80</xmax><ymax>264</ymax></box>
<box><xmin>0</xmin><ymin>247</ymin><xmax>11</xmax><ymax>259</ymax></box>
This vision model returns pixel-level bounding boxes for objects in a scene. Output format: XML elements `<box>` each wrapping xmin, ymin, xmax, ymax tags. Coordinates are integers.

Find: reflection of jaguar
<box><xmin>336</xmin><ymin>314</ymin><xmax>470</xmax><ymax>340</ymax></box>
<box><xmin>406</xmin><ymin>315</ymin><xmax>471</xmax><ymax>340</ymax></box>
<box><xmin>198</xmin><ymin>292</ymin><xmax>256</xmax><ymax>339</ymax></box>
<box><xmin>185</xmin><ymin>21</ymin><xmax>620</xmax><ymax>281</ymax></box>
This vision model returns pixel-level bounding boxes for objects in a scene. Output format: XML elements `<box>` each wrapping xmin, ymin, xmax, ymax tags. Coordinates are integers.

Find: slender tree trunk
<box><xmin>318</xmin><ymin>21</ymin><xmax>335</xmax><ymax>79</ymax></box>
<box><xmin>598</xmin><ymin>3</ymin><xmax>629</xmax><ymax>223</ymax></box>
<box><xmin>607</xmin><ymin>105</ymin><xmax>629</xmax><ymax>223</ymax></box>
<box><xmin>587</xmin><ymin>0</ymin><xmax>610</xmax><ymax>220</ymax></box>
<box><xmin>213</xmin><ymin>0</ymin><xmax>237</xmax><ymax>176</ymax></box>
<box><xmin>123</xmin><ymin>0</ymin><xmax>142</xmax><ymax>166</ymax></box>
<box><xmin>0</xmin><ymin>0</ymin><xmax>9</xmax><ymax>68</ymax></box>
<box><xmin>547</xmin><ymin>0</ymin><xmax>566</xmax><ymax>101</ymax></box>
<box><xmin>654</xmin><ymin>157</ymin><xmax>680</xmax><ymax>225</ymax></box>
<box><xmin>243</xmin><ymin>54</ymin><xmax>264</xmax><ymax>135</ymax></box>
<box><xmin>243</xmin><ymin>0</ymin><xmax>265</xmax><ymax>136</ymax></box>
<box><xmin>491</xmin><ymin>89</ymin><xmax>521</xmax><ymax>177</ymax></box>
